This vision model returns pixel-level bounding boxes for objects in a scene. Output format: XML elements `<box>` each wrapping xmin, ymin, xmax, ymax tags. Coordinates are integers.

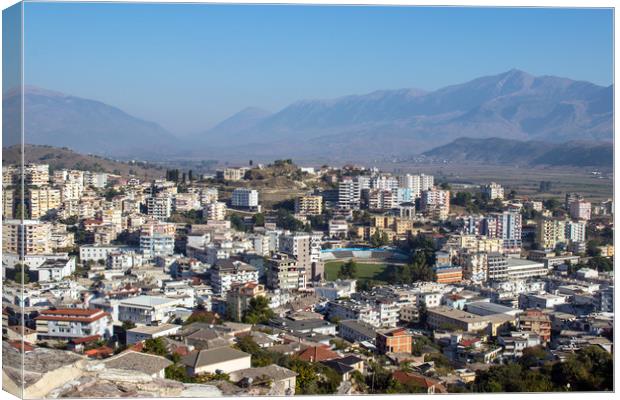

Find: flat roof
<box><xmin>119</xmin><ymin>295</ymin><xmax>178</xmax><ymax>307</ymax></box>
<box><xmin>127</xmin><ymin>323</ymin><xmax>181</xmax><ymax>335</ymax></box>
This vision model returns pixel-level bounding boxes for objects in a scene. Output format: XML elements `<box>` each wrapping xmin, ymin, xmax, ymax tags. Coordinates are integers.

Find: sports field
<box><xmin>324</xmin><ymin>261</ymin><xmax>389</xmax><ymax>282</ymax></box>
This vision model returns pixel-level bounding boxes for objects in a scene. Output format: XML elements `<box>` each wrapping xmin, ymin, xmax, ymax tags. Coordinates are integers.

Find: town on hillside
<box><xmin>1</xmin><ymin>160</ymin><xmax>613</xmax><ymax>396</ymax></box>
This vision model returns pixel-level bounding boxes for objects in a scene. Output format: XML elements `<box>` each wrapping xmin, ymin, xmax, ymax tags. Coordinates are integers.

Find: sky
<box><xmin>12</xmin><ymin>2</ymin><xmax>615</xmax><ymax>134</ymax></box>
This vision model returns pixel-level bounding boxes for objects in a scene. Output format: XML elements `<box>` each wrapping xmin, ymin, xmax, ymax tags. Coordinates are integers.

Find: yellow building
<box><xmin>28</xmin><ymin>186</ymin><xmax>61</xmax><ymax>219</ymax></box>
<box><xmin>294</xmin><ymin>195</ymin><xmax>323</xmax><ymax>216</ymax></box>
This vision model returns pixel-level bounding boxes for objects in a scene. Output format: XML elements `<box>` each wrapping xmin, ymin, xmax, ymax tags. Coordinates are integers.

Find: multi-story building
<box><xmin>117</xmin><ymin>295</ymin><xmax>180</xmax><ymax>325</ymax></box>
<box><xmin>2</xmin><ymin>188</ymin><xmax>14</xmax><ymax>218</ymax></box>
<box><xmin>27</xmin><ymin>187</ymin><xmax>61</xmax><ymax>219</ymax></box>
<box><xmin>482</xmin><ymin>182</ymin><xmax>504</xmax><ymax>200</ymax></box>
<box><xmin>565</xmin><ymin>220</ymin><xmax>587</xmax><ymax>243</ymax></box>
<box><xmin>434</xmin><ymin>265</ymin><xmax>463</xmax><ymax>284</ymax></box>
<box><xmin>370</xmin><ymin>175</ymin><xmax>399</xmax><ymax>191</ymax></box>
<box><xmin>596</xmin><ymin>286</ymin><xmax>614</xmax><ymax>313</ymax></box>
<box><xmin>226</xmin><ymin>282</ymin><xmax>266</xmax><ymax>321</ymax></box>
<box><xmin>328</xmin><ymin>219</ymin><xmax>348</xmax><ymax>238</ymax></box>
<box><xmin>2</xmin><ymin>219</ymin><xmax>52</xmax><ymax>255</ymax></box>
<box><xmin>481</xmin><ymin>212</ymin><xmax>522</xmax><ymax>252</ymax></box>
<box><xmin>294</xmin><ymin>195</ymin><xmax>323</xmax><ymax>216</ymax></box>
<box><xmin>569</xmin><ymin>200</ymin><xmax>592</xmax><ymax>221</ymax></box>
<box><xmin>365</xmin><ymin>189</ymin><xmax>397</xmax><ymax>210</ymax></box>
<box><xmin>279</xmin><ymin>232</ymin><xmax>323</xmax><ymax>282</ymax></box>
<box><xmin>565</xmin><ymin>192</ymin><xmax>584</xmax><ymax>210</ymax></box>
<box><xmin>83</xmin><ymin>172</ymin><xmax>108</xmax><ymax>188</ymax></box>
<box><xmin>35</xmin><ymin>308</ymin><xmax>113</xmax><ymax>341</ymax></box>
<box><xmin>210</xmin><ymin>259</ymin><xmax>259</xmax><ymax>295</ymax></box>
<box><xmin>203</xmin><ymin>201</ymin><xmax>227</xmax><ymax>221</ymax></box>
<box><xmin>140</xmin><ymin>222</ymin><xmax>176</xmax><ymax>258</ymax></box>
<box><xmin>536</xmin><ymin>218</ymin><xmax>567</xmax><ymax>250</ymax></box>
<box><xmin>216</xmin><ymin>167</ymin><xmax>246</xmax><ymax>181</ymax></box>
<box><xmin>427</xmin><ymin>306</ymin><xmax>491</xmax><ymax>333</ymax></box>
<box><xmin>267</xmin><ymin>253</ymin><xmax>306</xmax><ymax>291</ymax></box>
<box><xmin>338</xmin><ymin>177</ymin><xmax>363</xmax><ymax>210</ymax></box>
<box><xmin>23</xmin><ymin>163</ymin><xmax>50</xmax><ymax>186</ymax></box>
<box><xmin>146</xmin><ymin>195</ymin><xmax>173</xmax><ymax>220</ymax></box>
<box><xmin>518</xmin><ymin>309</ymin><xmax>551</xmax><ymax>344</ymax></box>
<box><xmin>376</xmin><ymin>327</ymin><xmax>412</xmax><ymax>355</ymax></box>
<box><xmin>231</xmin><ymin>188</ymin><xmax>259</xmax><ymax>210</ymax></box>
<box><xmin>420</xmin><ymin>188</ymin><xmax>450</xmax><ymax>220</ymax></box>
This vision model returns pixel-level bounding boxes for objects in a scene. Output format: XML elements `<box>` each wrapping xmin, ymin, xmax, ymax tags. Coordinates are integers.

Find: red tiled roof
<box><xmin>85</xmin><ymin>346</ymin><xmax>114</xmax><ymax>358</ymax></box>
<box><xmin>9</xmin><ymin>340</ymin><xmax>35</xmax><ymax>353</ymax></box>
<box><xmin>70</xmin><ymin>334</ymin><xmax>101</xmax><ymax>344</ymax></box>
<box><xmin>297</xmin><ymin>345</ymin><xmax>339</xmax><ymax>362</ymax></box>
<box><xmin>393</xmin><ymin>371</ymin><xmax>446</xmax><ymax>392</ymax></box>
<box><xmin>36</xmin><ymin>309</ymin><xmax>109</xmax><ymax>323</ymax></box>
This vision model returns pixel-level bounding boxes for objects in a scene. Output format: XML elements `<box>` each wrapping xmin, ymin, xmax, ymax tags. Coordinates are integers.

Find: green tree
<box><xmin>13</xmin><ymin>263</ymin><xmax>30</xmax><ymax>284</ymax></box>
<box><xmin>142</xmin><ymin>337</ymin><xmax>168</xmax><ymax>356</ymax></box>
<box><xmin>242</xmin><ymin>296</ymin><xmax>274</xmax><ymax>325</ymax></box>
<box><xmin>338</xmin><ymin>260</ymin><xmax>358</xmax><ymax>279</ymax></box>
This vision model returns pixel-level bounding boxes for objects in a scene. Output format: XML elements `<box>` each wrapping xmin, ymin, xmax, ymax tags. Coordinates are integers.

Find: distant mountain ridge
<box><xmin>195</xmin><ymin>69</ymin><xmax>612</xmax><ymax>159</ymax></box>
<box><xmin>422</xmin><ymin>137</ymin><xmax>613</xmax><ymax>167</ymax></box>
<box><xmin>2</xmin><ymin>86</ymin><xmax>179</xmax><ymax>158</ymax></box>
<box><xmin>2</xmin><ymin>69</ymin><xmax>613</xmax><ymax>162</ymax></box>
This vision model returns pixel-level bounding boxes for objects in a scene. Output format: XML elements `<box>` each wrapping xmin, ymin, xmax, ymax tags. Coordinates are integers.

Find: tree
<box><xmin>143</xmin><ymin>337</ymin><xmax>168</xmax><ymax>356</ymax></box>
<box><xmin>338</xmin><ymin>260</ymin><xmax>358</xmax><ymax>279</ymax></box>
<box><xmin>587</xmin><ymin>256</ymin><xmax>613</xmax><ymax>272</ymax></box>
<box><xmin>13</xmin><ymin>264</ymin><xmax>30</xmax><ymax>284</ymax></box>
<box><xmin>242</xmin><ymin>296</ymin><xmax>274</xmax><ymax>325</ymax></box>
<box><xmin>252</xmin><ymin>213</ymin><xmax>265</xmax><ymax>226</ymax></box>
<box><xmin>122</xmin><ymin>320</ymin><xmax>136</xmax><ymax>330</ymax></box>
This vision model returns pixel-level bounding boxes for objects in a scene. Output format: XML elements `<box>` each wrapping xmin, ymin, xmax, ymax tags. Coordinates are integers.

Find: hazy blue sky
<box><xmin>19</xmin><ymin>3</ymin><xmax>614</xmax><ymax>134</ymax></box>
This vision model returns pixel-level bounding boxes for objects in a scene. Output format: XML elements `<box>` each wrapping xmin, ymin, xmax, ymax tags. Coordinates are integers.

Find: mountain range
<box><xmin>422</xmin><ymin>137</ymin><xmax>613</xmax><ymax>168</ymax></box>
<box><xmin>2</xmin><ymin>69</ymin><xmax>613</xmax><ymax>162</ymax></box>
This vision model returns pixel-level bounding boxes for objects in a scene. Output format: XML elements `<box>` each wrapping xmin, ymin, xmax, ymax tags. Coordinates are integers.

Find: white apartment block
<box><xmin>338</xmin><ymin>177</ymin><xmax>362</xmax><ymax>209</ymax></box>
<box><xmin>231</xmin><ymin>188</ymin><xmax>259</xmax><ymax>208</ymax></box>
<box><xmin>24</xmin><ymin>163</ymin><xmax>50</xmax><ymax>186</ymax></box>
<box><xmin>210</xmin><ymin>260</ymin><xmax>259</xmax><ymax>295</ymax></box>
<box><xmin>569</xmin><ymin>200</ymin><xmax>592</xmax><ymax>221</ymax></box>
<box><xmin>147</xmin><ymin>195</ymin><xmax>173</xmax><ymax>220</ymax></box>
<box><xmin>204</xmin><ymin>201</ymin><xmax>227</xmax><ymax>221</ymax></box>
<box><xmin>117</xmin><ymin>295</ymin><xmax>180</xmax><ymax>325</ymax></box>
<box><xmin>482</xmin><ymin>182</ymin><xmax>505</xmax><ymax>200</ymax></box>
<box><xmin>36</xmin><ymin>308</ymin><xmax>113</xmax><ymax>341</ymax></box>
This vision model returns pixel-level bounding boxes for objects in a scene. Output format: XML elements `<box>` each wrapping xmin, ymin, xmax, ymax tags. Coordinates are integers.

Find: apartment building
<box><xmin>376</xmin><ymin>327</ymin><xmax>412</xmax><ymax>355</ymax></box>
<box><xmin>23</xmin><ymin>163</ymin><xmax>50</xmax><ymax>186</ymax></box>
<box><xmin>117</xmin><ymin>295</ymin><xmax>180</xmax><ymax>325</ymax></box>
<box><xmin>2</xmin><ymin>188</ymin><xmax>14</xmax><ymax>218</ymax></box>
<box><xmin>279</xmin><ymin>232</ymin><xmax>323</xmax><ymax>282</ymax></box>
<box><xmin>203</xmin><ymin>201</ymin><xmax>227</xmax><ymax>221</ymax></box>
<box><xmin>481</xmin><ymin>212</ymin><xmax>522</xmax><ymax>252</ymax></box>
<box><xmin>210</xmin><ymin>259</ymin><xmax>259</xmax><ymax>295</ymax></box>
<box><xmin>569</xmin><ymin>200</ymin><xmax>592</xmax><ymax>221</ymax></box>
<box><xmin>139</xmin><ymin>222</ymin><xmax>176</xmax><ymax>258</ymax></box>
<box><xmin>518</xmin><ymin>309</ymin><xmax>551</xmax><ymax>343</ymax></box>
<box><xmin>266</xmin><ymin>253</ymin><xmax>306</xmax><ymax>291</ymax></box>
<box><xmin>216</xmin><ymin>167</ymin><xmax>246</xmax><ymax>181</ymax></box>
<box><xmin>146</xmin><ymin>195</ymin><xmax>173</xmax><ymax>220</ymax></box>
<box><xmin>482</xmin><ymin>182</ymin><xmax>505</xmax><ymax>200</ymax></box>
<box><xmin>2</xmin><ymin>219</ymin><xmax>52</xmax><ymax>255</ymax></box>
<box><xmin>420</xmin><ymin>188</ymin><xmax>450</xmax><ymax>220</ymax></box>
<box><xmin>231</xmin><ymin>188</ymin><xmax>259</xmax><ymax>210</ymax></box>
<box><xmin>28</xmin><ymin>186</ymin><xmax>61</xmax><ymax>219</ymax></box>
<box><xmin>35</xmin><ymin>308</ymin><xmax>113</xmax><ymax>341</ymax></box>
<box><xmin>294</xmin><ymin>195</ymin><xmax>323</xmax><ymax>216</ymax></box>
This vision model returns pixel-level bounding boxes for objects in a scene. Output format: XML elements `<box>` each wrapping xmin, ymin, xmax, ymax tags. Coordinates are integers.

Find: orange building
<box><xmin>376</xmin><ymin>327</ymin><xmax>412</xmax><ymax>355</ymax></box>
<box><xmin>518</xmin><ymin>309</ymin><xmax>551</xmax><ymax>343</ymax></box>
<box><xmin>434</xmin><ymin>266</ymin><xmax>463</xmax><ymax>284</ymax></box>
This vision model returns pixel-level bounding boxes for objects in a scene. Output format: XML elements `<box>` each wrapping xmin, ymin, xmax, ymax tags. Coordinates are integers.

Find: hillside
<box><xmin>2</xmin><ymin>144</ymin><xmax>167</xmax><ymax>178</ymax></box>
<box><xmin>2</xmin><ymin>86</ymin><xmax>179</xmax><ymax>158</ymax></box>
<box><xmin>422</xmin><ymin>137</ymin><xmax>613</xmax><ymax>168</ymax></box>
